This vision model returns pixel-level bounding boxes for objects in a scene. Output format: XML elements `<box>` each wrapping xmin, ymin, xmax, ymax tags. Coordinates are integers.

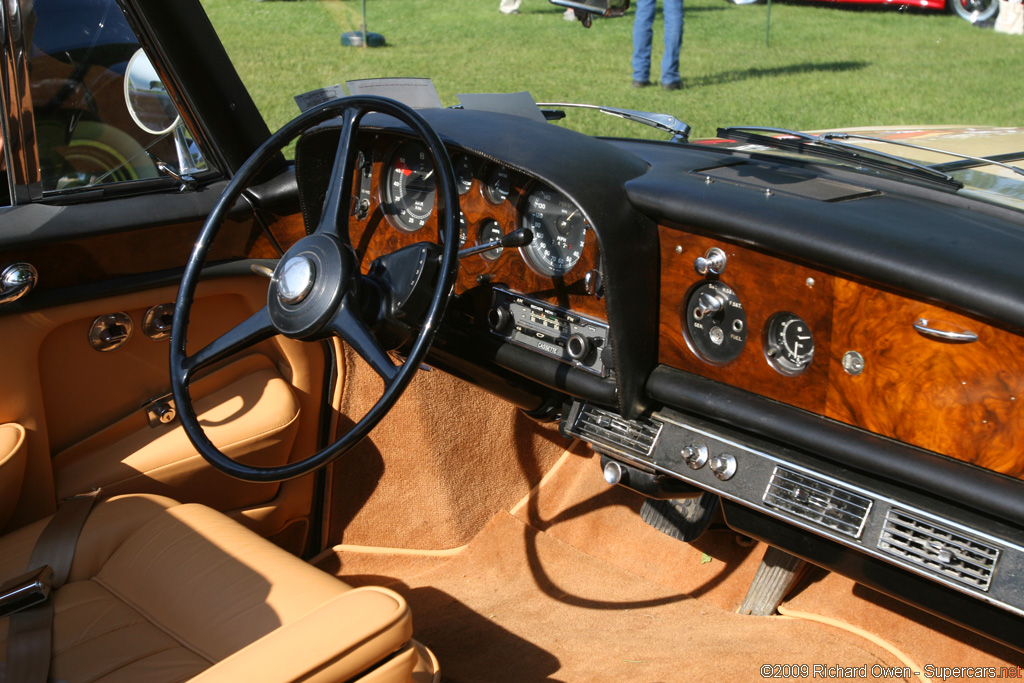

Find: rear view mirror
<box><xmin>123</xmin><ymin>48</ymin><xmax>207</xmax><ymax>182</ymax></box>
<box><xmin>124</xmin><ymin>49</ymin><xmax>180</xmax><ymax>135</ymax></box>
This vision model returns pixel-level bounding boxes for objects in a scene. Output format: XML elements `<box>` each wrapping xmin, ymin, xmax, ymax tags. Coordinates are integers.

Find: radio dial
<box><xmin>566</xmin><ymin>333</ymin><xmax>592</xmax><ymax>361</ymax></box>
<box><xmin>488</xmin><ymin>306</ymin><xmax>513</xmax><ymax>334</ymax></box>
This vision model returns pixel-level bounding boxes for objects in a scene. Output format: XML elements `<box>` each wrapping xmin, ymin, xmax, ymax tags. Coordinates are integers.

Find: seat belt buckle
<box><xmin>0</xmin><ymin>565</ymin><xmax>54</xmax><ymax>618</ymax></box>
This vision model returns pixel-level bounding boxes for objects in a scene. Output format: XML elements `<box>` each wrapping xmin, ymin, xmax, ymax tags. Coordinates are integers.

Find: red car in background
<box><xmin>731</xmin><ymin>0</ymin><xmax>998</xmax><ymax>23</ymax></box>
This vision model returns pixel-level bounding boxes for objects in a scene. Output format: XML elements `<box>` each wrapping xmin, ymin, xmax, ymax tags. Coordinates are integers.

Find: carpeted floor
<box><xmin>316</xmin><ymin>449</ymin><xmax>1024</xmax><ymax>681</ymax></box>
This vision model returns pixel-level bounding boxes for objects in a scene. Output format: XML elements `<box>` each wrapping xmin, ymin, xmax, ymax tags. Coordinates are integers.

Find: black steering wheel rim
<box><xmin>170</xmin><ymin>96</ymin><xmax>460</xmax><ymax>483</ymax></box>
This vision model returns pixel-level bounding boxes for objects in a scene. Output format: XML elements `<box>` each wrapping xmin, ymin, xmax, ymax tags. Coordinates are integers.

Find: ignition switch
<box><xmin>683</xmin><ymin>281</ymin><xmax>747</xmax><ymax>365</ymax></box>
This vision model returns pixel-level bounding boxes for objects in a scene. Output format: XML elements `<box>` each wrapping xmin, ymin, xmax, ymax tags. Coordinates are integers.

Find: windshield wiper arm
<box><xmin>717</xmin><ymin>126</ymin><xmax>962</xmax><ymax>189</ymax></box>
<box><xmin>540</xmin><ymin>102</ymin><xmax>691</xmax><ymax>143</ymax></box>
<box><xmin>820</xmin><ymin>132</ymin><xmax>1024</xmax><ymax>179</ymax></box>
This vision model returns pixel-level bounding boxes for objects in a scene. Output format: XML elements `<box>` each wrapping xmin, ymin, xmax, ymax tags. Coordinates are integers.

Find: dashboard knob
<box><xmin>603</xmin><ymin>460</ymin><xmax>626</xmax><ymax>485</ymax></box>
<box><xmin>694</xmin><ymin>247</ymin><xmax>727</xmax><ymax>276</ymax></box>
<box><xmin>694</xmin><ymin>292</ymin><xmax>724</xmax><ymax>319</ymax></box>
<box><xmin>682</xmin><ymin>443</ymin><xmax>709</xmax><ymax>470</ymax></box>
<box><xmin>566</xmin><ymin>333</ymin><xmax>592</xmax><ymax>361</ymax></box>
<box><xmin>709</xmin><ymin>453</ymin><xmax>738</xmax><ymax>481</ymax></box>
<box><xmin>488</xmin><ymin>306</ymin><xmax>513</xmax><ymax>334</ymax></box>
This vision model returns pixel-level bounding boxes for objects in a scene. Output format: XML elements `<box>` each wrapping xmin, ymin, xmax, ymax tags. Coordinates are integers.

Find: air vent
<box><xmin>763</xmin><ymin>467</ymin><xmax>872</xmax><ymax>539</ymax></box>
<box><xmin>879</xmin><ymin>509</ymin><xmax>1000</xmax><ymax>592</ymax></box>
<box><xmin>572</xmin><ymin>404</ymin><xmax>661</xmax><ymax>460</ymax></box>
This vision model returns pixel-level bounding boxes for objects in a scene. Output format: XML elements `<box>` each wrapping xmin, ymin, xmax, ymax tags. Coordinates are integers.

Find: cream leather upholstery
<box><xmin>0</xmin><ymin>494</ymin><xmax>436</xmax><ymax>682</ymax></box>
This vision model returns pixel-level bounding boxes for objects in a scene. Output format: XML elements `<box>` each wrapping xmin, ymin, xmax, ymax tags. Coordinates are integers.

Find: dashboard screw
<box><xmin>842</xmin><ymin>351</ymin><xmax>865</xmax><ymax>375</ymax></box>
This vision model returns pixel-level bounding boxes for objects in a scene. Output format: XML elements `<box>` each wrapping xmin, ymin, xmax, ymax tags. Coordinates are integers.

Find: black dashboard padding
<box><xmin>647</xmin><ymin>365</ymin><xmax>1024</xmax><ymax>530</ymax></box>
<box><xmin>244</xmin><ymin>168</ymin><xmax>300</xmax><ymax>215</ymax></box>
<box><xmin>620</xmin><ymin>141</ymin><xmax>1024</xmax><ymax>334</ymax></box>
<box><xmin>492</xmin><ymin>341</ymin><xmax>618</xmax><ymax>406</ymax></box>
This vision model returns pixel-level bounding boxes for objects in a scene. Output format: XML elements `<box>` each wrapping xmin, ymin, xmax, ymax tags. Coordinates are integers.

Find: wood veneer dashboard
<box><xmin>658</xmin><ymin>223</ymin><xmax>1024</xmax><ymax>481</ymax></box>
<box><xmin>272</xmin><ymin>132</ymin><xmax>607</xmax><ymax>321</ymax></box>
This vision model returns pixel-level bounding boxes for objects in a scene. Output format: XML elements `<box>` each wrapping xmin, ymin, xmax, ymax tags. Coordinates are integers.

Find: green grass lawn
<box><xmin>202</xmin><ymin>0</ymin><xmax>1023</xmax><ymax>140</ymax></box>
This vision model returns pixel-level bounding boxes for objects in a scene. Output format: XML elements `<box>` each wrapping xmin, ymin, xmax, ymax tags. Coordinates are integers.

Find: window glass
<box><xmin>27</xmin><ymin>0</ymin><xmax>207</xmax><ymax>193</ymax></box>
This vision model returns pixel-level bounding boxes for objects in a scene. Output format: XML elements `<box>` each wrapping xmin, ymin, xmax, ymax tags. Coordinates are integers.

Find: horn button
<box><xmin>268</xmin><ymin>234</ymin><xmax>354</xmax><ymax>338</ymax></box>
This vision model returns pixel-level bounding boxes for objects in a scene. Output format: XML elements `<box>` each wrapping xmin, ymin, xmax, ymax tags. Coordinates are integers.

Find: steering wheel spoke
<box><xmin>329</xmin><ymin>303</ymin><xmax>400</xmax><ymax>385</ymax></box>
<box><xmin>182</xmin><ymin>306</ymin><xmax>276</xmax><ymax>376</ymax></box>
<box><xmin>313</xmin><ymin>108</ymin><xmax>360</xmax><ymax>241</ymax></box>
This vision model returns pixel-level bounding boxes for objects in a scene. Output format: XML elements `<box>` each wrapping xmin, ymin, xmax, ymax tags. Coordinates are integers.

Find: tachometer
<box><xmin>520</xmin><ymin>186</ymin><xmax>587</xmax><ymax>277</ymax></box>
<box><xmin>382</xmin><ymin>141</ymin><xmax>435</xmax><ymax>232</ymax></box>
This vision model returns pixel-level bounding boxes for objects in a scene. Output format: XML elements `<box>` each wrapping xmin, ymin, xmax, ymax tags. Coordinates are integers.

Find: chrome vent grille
<box><xmin>572</xmin><ymin>404</ymin><xmax>660</xmax><ymax>460</ymax></box>
<box><xmin>763</xmin><ymin>467</ymin><xmax>872</xmax><ymax>539</ymax></box>
<box><xmin>879</xmin><ymin>509</ymin><xmax>1000</xmax><ymax>592</ymax></box>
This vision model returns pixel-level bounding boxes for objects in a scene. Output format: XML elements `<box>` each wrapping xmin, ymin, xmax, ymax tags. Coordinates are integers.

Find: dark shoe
<box><xmin>661</xmin><ymin>80</ymin><xmax>682</xmax><ymax>91</ymax></box>
<box><xmin>632</xmin><ymin>80</ymin><xmax>651</xmax><ymax>88</ymax></box>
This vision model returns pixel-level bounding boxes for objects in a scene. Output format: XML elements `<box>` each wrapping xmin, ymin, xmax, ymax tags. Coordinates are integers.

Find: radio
<box><xmin>488</xmin><ymin>288</ymin><xmax>613</xmax><ymax>377</ymax></box>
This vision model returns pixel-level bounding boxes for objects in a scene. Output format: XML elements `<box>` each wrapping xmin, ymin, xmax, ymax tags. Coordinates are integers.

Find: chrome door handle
<box><xmin>0</xmin><ymin>263</ymin><xmax>37</xmax><ymax>306</ymax></box>
<box><xmin>913</xmin><ymin>318</ymin><xmax>978</xmax><ymax>344</ymax></box>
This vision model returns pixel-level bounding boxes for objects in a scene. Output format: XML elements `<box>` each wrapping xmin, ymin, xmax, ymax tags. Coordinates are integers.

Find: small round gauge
<box><xmin>764</xmin><ymin>312</ymin><xmax>815</xmax><ymax>375</ymax></box>
<box><xmin>521</xmin><ymin>186</ymin><xmax>587</xmax><ymax>277</ymax></box>
<box><xmin>382</xmin><ymin>141</ymin><xmax>435</xmax><ymax>232</ymax></box>
<box><xmin>483</xmin><ymin>164</ymin><xmax>512</xmax><ymax>204</ymax></box>
<box><xmin>478</xmin><ymin>219</ymin><xmax>504</xmax><ymax>260</ymax></box>
<box><xmin>453</xmin><ymin>155</ymin><xmax>474</xmax><ymax>195</ymax></box>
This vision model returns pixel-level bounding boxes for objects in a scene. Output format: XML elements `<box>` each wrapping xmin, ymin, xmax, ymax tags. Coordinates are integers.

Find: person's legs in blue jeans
<box><xmin>660</xmin><ymin>0</ymin><xmax>683</xmax><ymax>86</ymax></box>
<box><xmin>632</xmin><ymin>0</ymin><xmax>656</xmax><ymax>84</ymax></box>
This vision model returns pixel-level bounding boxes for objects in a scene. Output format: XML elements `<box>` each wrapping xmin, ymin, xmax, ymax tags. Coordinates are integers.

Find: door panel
<box><xmin>0</xmin><ymin>273</ymin><xmax>327</xmax><ymax>550</ymax></box>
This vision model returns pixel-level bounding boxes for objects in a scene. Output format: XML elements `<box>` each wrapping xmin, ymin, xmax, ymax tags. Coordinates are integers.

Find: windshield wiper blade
<box><xmin>717</xmin><ymin>126</ymin><xmax>962</xmax><ymax>189</ymax></box>
<box><xmin>820</xmin><ymin>131</ymin><xmax>1024</xmax><ymax>179</ymax></box>
<box><xmin>540</xmin><ymin>102</ymin><xmax>691</xmax><ymax>143</ymax></box>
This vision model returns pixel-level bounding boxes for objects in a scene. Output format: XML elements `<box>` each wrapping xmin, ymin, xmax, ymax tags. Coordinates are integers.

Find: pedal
<box><xmin>639</xmin><ymin>491</ymin><xmax>719</xmax><ymax>543</ymax></box>
<box><xmin>738</xmin><ymin>546</ymin><xmax>807</xmax><ymax>616</ymax></box>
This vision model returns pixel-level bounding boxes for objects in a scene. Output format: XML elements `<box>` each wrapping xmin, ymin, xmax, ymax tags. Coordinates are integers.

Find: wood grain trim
<box><xmin>658</xmin><ymin>225</ymin><xmax>834</xmax><ymax>414</ymax></box>
<box><xmin>302</xmin><ymin>135</ymin><xmax>608</xmax><ymax>320</ymax></box>
<box><xmin>0</xmin><ymin>216</ymin><xmax>271</xmax><ymax>293</ymax></box>
<box><xmin>657</xmin><ymin>223</ymin><xmax>1024</xmax><ymax>481</ymax></box>
<box><xmin>825</xmin><ymin>278</ymin><xmax>1024</xmax><ymax>479</ymax></box>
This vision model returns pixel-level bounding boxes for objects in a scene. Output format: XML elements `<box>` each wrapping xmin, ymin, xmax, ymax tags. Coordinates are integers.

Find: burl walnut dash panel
<box><xmin>658</xmin><ymin>225</ymin><xmax>834</xmax><ymax>414</ymax></box>
<box><xmin>658</xmin><ymin>223</ymin><xmax>1024</xmax><ymax>481</ymax></box>
<box><xmin>826</xmin><ymin>278</ymin><xmax>1024</xmax><ymax>479</ymax></box>
<box><xmin>323</xmin><ymin>133</ymin><xmax>607</xmax><ymax>320</ymax></box>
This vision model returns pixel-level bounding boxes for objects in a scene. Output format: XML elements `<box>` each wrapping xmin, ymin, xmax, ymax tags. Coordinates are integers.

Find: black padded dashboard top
<box><xmin>616</xmin><ymin>138</ymin><xmax>1024</xmax><ymax>334</ymax></box>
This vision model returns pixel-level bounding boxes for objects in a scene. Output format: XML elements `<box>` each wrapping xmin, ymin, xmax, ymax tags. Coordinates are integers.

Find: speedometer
<box><xmin>520</xmin><ymin>186</ymin><xmax>587</xmax><ymax>277</ymax></box>
<box><xmin>382</xmin><ymin>141</ymin><xmax>435</xmax><ymax>233</ymax></box>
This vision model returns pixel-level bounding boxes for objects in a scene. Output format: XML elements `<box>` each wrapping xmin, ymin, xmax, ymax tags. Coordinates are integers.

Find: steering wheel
<box><xmin>170</xmin><ymin>96</ymin><xmax>460</xmax><ymax>483</ymax></box>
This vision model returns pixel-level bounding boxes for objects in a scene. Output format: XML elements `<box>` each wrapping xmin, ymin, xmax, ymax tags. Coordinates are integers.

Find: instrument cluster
<box><xmin>372</xmin><ymin>139</ymin><xmax>592</xmax><ymax>280</ymax></box>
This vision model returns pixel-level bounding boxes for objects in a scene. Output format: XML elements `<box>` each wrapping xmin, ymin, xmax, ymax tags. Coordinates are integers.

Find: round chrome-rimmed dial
<box><xmin>482</xmin><ymin>164</ymin><xmax>512</xmax><ymax>204</ymax></box>
<box><xmin>764</xmin><ymin>312</ymin><xmax>814</xmax><ymax>375</ymax></box>
<box><xmin>382</xmin><ymin>140</ymin><xmax>435</xmax><ymax>232</ymax></box>
<box><xmin>453</xmin><ymin>154</ymin><xmax>474</xmax><ymax>195</ymax></box>
<box><xmin>478</xmin><ymin>219</ymin><xmax>504</xmax><ymax>260</ymax></box>
<box><xmin>520</xmin><ymin>185</ymin><xmax>587</xmax><ymax>277</ymax></box>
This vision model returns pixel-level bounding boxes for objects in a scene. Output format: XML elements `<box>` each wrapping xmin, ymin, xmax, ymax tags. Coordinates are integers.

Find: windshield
<box><xmin>200</xmin><ymin>0</ymin><xmax>1024</xmax><ymax>200</ymax></box>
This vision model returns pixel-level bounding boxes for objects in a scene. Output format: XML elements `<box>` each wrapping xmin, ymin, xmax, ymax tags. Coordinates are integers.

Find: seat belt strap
<box><xmin>3</xmin><ymin>491</ymin><xmax>99</xmax><ymax>683</ymax></box>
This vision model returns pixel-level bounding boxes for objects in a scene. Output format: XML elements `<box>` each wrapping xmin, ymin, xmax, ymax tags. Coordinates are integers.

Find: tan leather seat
<box><xmin>0</xmin><ymin>494</ymin><xmax>438</xmax><ymax>682</ymax></box>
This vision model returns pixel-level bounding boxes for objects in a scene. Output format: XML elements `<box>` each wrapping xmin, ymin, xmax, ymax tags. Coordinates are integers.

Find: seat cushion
<box><xmin>0</xmin><ymin>495</ymin><xmax>414</xmax><ymax>682</ymax></box>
